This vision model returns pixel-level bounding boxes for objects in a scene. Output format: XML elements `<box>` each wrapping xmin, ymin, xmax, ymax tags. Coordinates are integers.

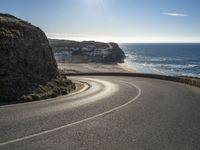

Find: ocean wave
<box><xmin>134</xmin><ymin>63</ymin><xmax>199</xmax><ymax>69</ymax></box>
<box><xmin>126</xmin><ymin>55</ymin><xmax>184</xmax><ymax>63</ymax></box>
<box><xmin>122</xmin><ymin>43</ymin><xmax>200</xmax><ymax>77</ymax></box>
<box><xmin>125</xmin><ymin>61</ymin><xmax>200</xmax><ymax>77</ymax></box>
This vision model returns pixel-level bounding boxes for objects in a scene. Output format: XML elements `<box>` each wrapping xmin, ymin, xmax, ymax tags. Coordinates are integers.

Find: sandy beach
<box><xmin>58</xmin><ymin>63</ymin><xmax>138</xmax><ymax>73</ymax></box>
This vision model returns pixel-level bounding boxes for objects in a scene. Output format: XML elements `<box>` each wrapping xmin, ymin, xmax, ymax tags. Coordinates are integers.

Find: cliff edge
<box><xmin>49</xmin><ymin>39</ymin><xmax>125</xmax><ymax>63</ymax></box>
<box><xmin>0</xmin><ymin>14</ymin><xmax>74</xmax><ymax>104</ymax></box>
<box><xmin>0</xmin><ymin>13</ymin><xmax>58</xmax><ymax>81</ymax></box>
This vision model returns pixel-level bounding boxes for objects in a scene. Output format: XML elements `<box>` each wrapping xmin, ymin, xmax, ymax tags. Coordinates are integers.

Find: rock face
<box><xmin>0</xmin><ymin>14</ymin><xmax>58</xmax><ymax>81</ymax></box>
<box><xmin>49</xmin><ymin>39</ymin><xmax>125</xmax><ymax>63</ymax></box>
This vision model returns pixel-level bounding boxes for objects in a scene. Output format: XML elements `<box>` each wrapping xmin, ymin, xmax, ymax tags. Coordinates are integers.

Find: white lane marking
<box><xmin>32</xmin><ymin>78</ymin><xmax>119</xmax><ymax>115</ymax></box>
<box><xmin>0</xmin><ymin>81</ymin><xmax>141</xmax><ymax>146</ymax></box>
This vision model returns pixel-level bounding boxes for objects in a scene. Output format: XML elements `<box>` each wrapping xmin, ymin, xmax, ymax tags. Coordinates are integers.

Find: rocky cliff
<box><xmin>0</xmin><ymin>13</ymin><xmax>58</xmax><ymax>81</ymax></box>
<box><xmin>0</xmin><ymin>14</ymin><xmax>72</xmax><ymax>104</ymax></box>
<box><xmin>49</xmin><ymin>39</ymin><xmax>125</xmax><ymax>63</ymax></box>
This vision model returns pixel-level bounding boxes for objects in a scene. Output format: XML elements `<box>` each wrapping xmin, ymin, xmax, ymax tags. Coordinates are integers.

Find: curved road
<box><xmin>0</xmin><ymin>76</ymin><xmax>200</xmax><ymax>150</ymax></box>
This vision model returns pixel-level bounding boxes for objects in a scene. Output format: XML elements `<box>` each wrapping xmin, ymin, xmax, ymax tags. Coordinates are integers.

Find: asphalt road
<box><xmin>0</xmin><ymin>76</ymin><xmax>200</xmax><ymax>150</ymax></box>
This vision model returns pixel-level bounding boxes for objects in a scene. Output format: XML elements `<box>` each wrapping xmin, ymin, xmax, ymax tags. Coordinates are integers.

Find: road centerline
<box><xmin>0</xmin><ymin>79</ymin><xmax>141</xmax><ymax>147</ymax></box>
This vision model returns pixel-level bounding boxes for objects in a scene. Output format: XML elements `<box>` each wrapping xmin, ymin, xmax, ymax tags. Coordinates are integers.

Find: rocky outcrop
<box><xmin>49</xmin><ymin>39</ymin><xmax>125</xmax><ymax>63</ymax></box>
<box><xmin>0</xmin><ymin>14</ymin><xmax>63</xmax><ymax>104</ymax></box>
<box><xmin>0</xmin><ymin>13</ymin><xmax>58</xmax><ymax>81</ymax></box>
<box><xmin>103</xmin><ymin>42</ymin><xmax>126</xmax><ymax>63</ymax></box>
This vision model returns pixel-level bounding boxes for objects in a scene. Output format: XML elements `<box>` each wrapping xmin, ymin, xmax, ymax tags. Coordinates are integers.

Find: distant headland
<box><xmin>49</xmin><ymin>39</ymin><xmax>125</xmax><ymax>63</ymax></box>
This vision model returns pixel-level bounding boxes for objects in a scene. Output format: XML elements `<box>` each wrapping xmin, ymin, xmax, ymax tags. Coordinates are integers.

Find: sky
<box><xmin>1</xmin><ymin>0</ymin><xmax>200</xmax><ymax>43</ymax></box>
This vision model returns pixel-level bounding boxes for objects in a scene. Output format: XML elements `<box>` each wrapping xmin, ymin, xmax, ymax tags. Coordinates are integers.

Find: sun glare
<box><xmin>85</xmin><ymin>0</ymin><xmax>106</xmax><ymax>8</ymax></box>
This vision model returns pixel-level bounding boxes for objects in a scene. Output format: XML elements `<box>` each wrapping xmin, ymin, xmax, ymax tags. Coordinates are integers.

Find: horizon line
<box><xmin>47</xmin><ymin>37</ymin><xmax>200</xmax><ymax>44</ymax></box>
<box><xmin>46</xmin><ymin>33</ymin><xmax>200</xmax><ymax>43</ymax></box>
<box><xmin>48</xmin><ymin>37</ymin><xmax>200</xmax><ymax>44</ymax></box>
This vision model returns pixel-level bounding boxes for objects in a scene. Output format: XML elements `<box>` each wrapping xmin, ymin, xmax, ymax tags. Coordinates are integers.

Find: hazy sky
<box><xmin>1</xmin><ymin>0</ymin><xmax>200</xmax><ymax>42</ymax></box>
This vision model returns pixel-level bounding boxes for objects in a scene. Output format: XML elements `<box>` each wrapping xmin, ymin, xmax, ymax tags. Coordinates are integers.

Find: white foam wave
<box><xmin>136</xmin><ymin>63</ymin><xmax>198</xmax><ymax>69</ymax></box>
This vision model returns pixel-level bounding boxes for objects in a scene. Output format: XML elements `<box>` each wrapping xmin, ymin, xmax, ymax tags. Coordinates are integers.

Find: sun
<box><xmin>85</xmin><ymin>0</ymin><xmax>104</xmax><ymax>7</ymax></box>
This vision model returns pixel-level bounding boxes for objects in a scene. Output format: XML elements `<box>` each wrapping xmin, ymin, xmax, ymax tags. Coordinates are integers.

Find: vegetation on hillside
<box><xmin>0</xmin><ymin>75</ymin><xmax>75</xmax><ymax>105</ymax></box>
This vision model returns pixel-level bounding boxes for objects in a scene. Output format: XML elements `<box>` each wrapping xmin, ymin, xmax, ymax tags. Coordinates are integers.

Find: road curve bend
<box><xmin>0</xmin><ymin>76</ymin><xmax>200</xmax><ymax>150</ymax></box>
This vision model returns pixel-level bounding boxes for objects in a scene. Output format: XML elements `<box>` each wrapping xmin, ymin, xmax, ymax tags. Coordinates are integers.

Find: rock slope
<box><xmin>0</xmin><ymin>14</ymin><xmax>75</xmax><ymax>104</ymax></box>
<box><xmin>0</xmin><ymin>13</ymin><xmax>58</xmax><ymax>81</ymax></box>
<box><xmin>49</xmin><ymin>39</ymin><xmax>125</xmax><ymax>63</ymax></box>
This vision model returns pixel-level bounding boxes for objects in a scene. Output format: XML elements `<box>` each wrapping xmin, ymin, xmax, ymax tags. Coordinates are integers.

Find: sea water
<box><xmin>120</xmin><ymin>43</ymin><xmax>200</xmax><ymax>77</ymax></box>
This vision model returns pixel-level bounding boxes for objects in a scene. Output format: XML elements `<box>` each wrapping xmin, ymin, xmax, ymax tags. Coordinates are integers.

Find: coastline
<box><xmin>58</xmin><ymin>62</ymin><xmax>200</xmax><ymax>88</ymax></box>
<box><xmin>120</xmin><ymin>43</ymin><xmax>200</xmax><ymax>78</ymax></box>
<box><xmin>58</xmin><ymin>63</ymin><xmax>138</xmax><ymax>73</ymax></box>
<box><xmin>118</xmin><ymin>63</ymin><xmax>139</xmax><ymax>73</ymax></box>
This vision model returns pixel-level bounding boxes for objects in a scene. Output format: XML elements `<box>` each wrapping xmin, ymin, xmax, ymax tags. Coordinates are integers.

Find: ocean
<box><xmin>119</xmin><ymin>43</ymin><xmax>200</xmax><ymax>77</ymax></box>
